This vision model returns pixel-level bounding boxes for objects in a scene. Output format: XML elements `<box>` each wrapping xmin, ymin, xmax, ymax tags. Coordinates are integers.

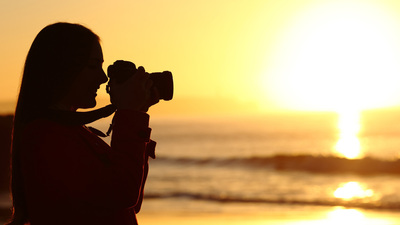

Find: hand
<box><xmin>141</xmin><ymin>87</ymin><xmax>160</xmax><ymax>112</ymax></box>
<box><xmin>109</xmin><ymin>66</ymin><xmax>153</xmax><ymax>112</ymax></box>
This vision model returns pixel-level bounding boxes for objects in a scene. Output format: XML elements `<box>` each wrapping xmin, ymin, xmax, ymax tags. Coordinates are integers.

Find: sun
<box><xmin>260</xmin><ymin>0</ymin><xmax>400</xmax><ymax>112</ymax></box>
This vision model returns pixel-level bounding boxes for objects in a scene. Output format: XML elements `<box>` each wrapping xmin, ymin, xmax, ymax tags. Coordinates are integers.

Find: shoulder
<box><xmin>22</xmin><ymin>119</ymin><xmax>79</xmax><ymax>144</ymax></box>
<box><xmin>25</xmin><ymin>119</ymin><xmax>73</xmax><ymax>135</ymax></box>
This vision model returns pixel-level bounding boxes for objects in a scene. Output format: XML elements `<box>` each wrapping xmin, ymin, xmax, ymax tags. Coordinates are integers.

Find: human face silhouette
<box><xmin>59</xmin><ymin>41</ymin><xmax>108</xmax><ymax>110</ymax></box>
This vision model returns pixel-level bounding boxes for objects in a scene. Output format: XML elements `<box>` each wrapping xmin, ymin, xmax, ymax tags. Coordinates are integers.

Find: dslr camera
<box><xmin>106</xmin><ymin>60</ymin><xmax>174</xmax><ymax>101</ymax></box>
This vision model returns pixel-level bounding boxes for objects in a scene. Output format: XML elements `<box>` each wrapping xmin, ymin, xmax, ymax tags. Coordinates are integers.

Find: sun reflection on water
<box><xmin>326</xmin><ymin>208</ymin><xmax>367</xmax><ymax>223</ymax></box>
<box><xmin>334</xmin><ymin>110</ymin><xmax>362</xmax><ymax>159</ymax></box>
<box><xmin>334</xmin><ymin>181</ymin><xmax>374</xmax><ymax>200</ymax></box>
<box><xmin>287</xmin><ymin>207</ymin><xmax>393</xmax><ymax>225</ymax></box>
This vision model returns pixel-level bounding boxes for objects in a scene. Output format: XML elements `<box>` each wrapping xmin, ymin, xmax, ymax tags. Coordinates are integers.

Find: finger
<box><xmin>151</xmin><ymin>87</ymin><xmax>160</xmax><ymax>104</ymax></box>
<box><xmin>119</xmin><ymin>66</ymin><xmax>147</xmax><ymax>90</ymax></box>
<box><xmin>136</xmin><ymin>66</ymin><xmax>147</xmax><ymax>79</ymax></box>
<box><xmin>135</xmin><ymin>67</ymin><xmax>150</xmax><ymax>86</ymax></box>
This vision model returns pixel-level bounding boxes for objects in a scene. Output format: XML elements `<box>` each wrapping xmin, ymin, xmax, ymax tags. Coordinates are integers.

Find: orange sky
<box><xmin>2</xmin><ymin>0</ymin><xmax>400</xmax><ymax>114</ymax></box>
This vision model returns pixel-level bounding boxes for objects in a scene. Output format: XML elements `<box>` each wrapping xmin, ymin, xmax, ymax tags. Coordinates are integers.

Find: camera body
<box><xmin>106</xmin><ymin>60</ymin><xmax>174</xmax><ymax>101</ymax></box>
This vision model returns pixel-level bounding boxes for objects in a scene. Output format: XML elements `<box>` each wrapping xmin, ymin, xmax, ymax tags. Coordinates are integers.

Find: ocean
<box><xmin>93</xmin><ymin>110</ymin><xmax>400</xmax><ymax>214</ymax></box>
<box><xmin>2</xmin><ymin>110</ymin><xmax>400</xmax><ymax>223</ymax></box>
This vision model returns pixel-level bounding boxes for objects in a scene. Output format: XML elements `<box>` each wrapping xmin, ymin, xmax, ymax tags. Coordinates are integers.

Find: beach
<box><xmin>2</xmin><ymin>198</ymin><xmax>400</xmax><ymax>225</ymax></box>
<box><xmin>3</xmin><ymin>112</ymin><xmax>400</xmax><ymax>224</ymax></box>
<box><xmin>136</xmin><ymin>199</ymin><xmax>400</xmax><ymax>225</ymax></box>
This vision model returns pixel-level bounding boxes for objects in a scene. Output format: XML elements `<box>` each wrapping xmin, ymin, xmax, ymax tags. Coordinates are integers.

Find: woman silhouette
<box><xmin>7</xmin><ymin>22</ymin><xmax>157</xmax><ymax>225</ymax></box>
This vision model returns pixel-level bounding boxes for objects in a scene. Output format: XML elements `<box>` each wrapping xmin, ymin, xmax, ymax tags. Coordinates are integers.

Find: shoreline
<box><xmin>135</xmin><ymin>199</ymin><xmax>400</xmax><ymax>225</ymax></box>
<box><xmin>1</xmin><ymin>203</ymin><xmax>399</xmax><ymax>225</ymax></box>
<box><xmin>137</xmin><ymin>207</ymin><xmax>400</xmax><ymax>225</ymax></box>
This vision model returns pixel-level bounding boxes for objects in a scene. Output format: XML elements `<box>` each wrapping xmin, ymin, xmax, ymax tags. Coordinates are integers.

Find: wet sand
<box><xmin>1</xmin><ymin>202</ymin><xmax>399</xmax><ymax>225</ymax></box>
<box><xmin>1</xmin><ymin>208</ymin><xmax>398</xmax><ymax>225</ymax></box>
<box><xmin>137</xmin><ymin>202</ymin><xmax>400</xmax><ymax>225</ymax></box>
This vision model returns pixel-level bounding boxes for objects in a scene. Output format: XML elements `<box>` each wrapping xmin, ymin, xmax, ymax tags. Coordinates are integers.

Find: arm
<box><xmin>134</xmin><ymin>139</ymin><xmax>155</xmax><ymax>213</ymax></box>
<box><xmin>134</xmin><ymin>158</ymin><xmax>148</xmax><ymax>213</ymax></box>
<box><xmin>21</xmin><ymin>111</ymin><xmax>151</xmax><ymax>211</ymax></box>
<box><xmin>109</xmin><ymin>109</ymin><xmax>150</xmax><ymax>208</ymax></box>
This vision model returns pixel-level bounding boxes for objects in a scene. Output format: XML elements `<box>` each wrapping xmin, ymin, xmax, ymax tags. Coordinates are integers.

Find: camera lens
<box><xmin>149</xmin><ymin>71</ymin><xmax>173</xmax><ymax>101</ymax></box>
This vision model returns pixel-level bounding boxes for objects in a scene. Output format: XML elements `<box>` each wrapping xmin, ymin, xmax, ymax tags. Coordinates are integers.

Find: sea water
<box><xmin>2</xmin><ymin>111</ymin><xmax>400</xmax><ymax>223</ymax></box>
<box><xmin>90</xmin><ymin>111</ymin><xmax>400</xmax><ymax>214</ymax></box>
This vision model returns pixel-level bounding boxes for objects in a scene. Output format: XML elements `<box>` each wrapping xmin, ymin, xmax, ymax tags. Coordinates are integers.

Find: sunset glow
<box><xmin>2</xmin><ymin>0</ymin><xmax>400</xmax><ymax>114</ymax></box>
<box><xmin>261</xmin><ymin>0</ymin><xmax>400</xmax><ymax>112</ymax></box>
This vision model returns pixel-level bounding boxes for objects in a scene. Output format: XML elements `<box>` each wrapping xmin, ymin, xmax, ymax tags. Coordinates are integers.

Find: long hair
<box><xmin>8</xmin><ymin>22</ymin><xmax>99</xmax><ymax>225</ymax></box>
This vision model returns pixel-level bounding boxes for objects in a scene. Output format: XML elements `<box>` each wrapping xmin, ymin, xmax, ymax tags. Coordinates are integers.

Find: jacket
<box><xmin>20</xmin><ymin>110</ymin><xmax>152</xmax><ymax>225</ymax></box>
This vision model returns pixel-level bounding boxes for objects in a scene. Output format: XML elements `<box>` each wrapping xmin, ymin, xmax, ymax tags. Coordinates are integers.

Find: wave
<box><xmin>144</xmin><ymin>191</ymin><xmax>400</xmax><ymax>211</ymax></box>
<box><xmin>155</xmin><ymin>155</ymin><xmax>400</xmax><ymax>175</ymax></box>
